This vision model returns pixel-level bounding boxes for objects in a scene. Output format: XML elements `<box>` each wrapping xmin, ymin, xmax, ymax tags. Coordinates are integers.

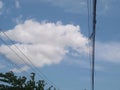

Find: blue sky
<box><xmin>0</xmin><ymin>0</ymin><xmax>120</xmax><ymax>90</ymax></box>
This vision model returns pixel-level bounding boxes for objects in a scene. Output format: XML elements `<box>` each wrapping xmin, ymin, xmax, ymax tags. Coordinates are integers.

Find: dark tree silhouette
<box><xmin>0</xmin><ymin>71</ymin><xmax>54</xmax><ymax>90</ymax></box>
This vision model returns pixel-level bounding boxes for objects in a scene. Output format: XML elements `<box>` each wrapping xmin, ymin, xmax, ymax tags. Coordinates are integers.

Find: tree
<box><xmin>0</xmin><ymin>71</ymin><xmax>53</xmax><ymax>90</ymax></box>
<box><xmin>36</xmin><ymin>80</ymin><xmax>45</xmax><ymax>90</ymax></box>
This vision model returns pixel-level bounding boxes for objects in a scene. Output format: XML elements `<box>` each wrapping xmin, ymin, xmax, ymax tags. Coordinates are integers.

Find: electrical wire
<box><xmin>86</xmin><ymin>0</ymin><xmax>94</xmax><ymax>90</ymax></box>
<box><xmin>87</xmin><ymin>0</ymin><xmax>91</xmax><ymax>36</ymax></box>
<box><xmin>0</xmin><ymin>37</ymin><xmax>30</xmax><ymax>76</ymax></box>
<box><xmin>0</xmin><ymin>32</ymin><xmax>60</xmax><ymax>90</ymax></box>
<box><xmin>0</xmin><ymin>31</ymin><xmax>61</xmax><ymax>90</ymax></box>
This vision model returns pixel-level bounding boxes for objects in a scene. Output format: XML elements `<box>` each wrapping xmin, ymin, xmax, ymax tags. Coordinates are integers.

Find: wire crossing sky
<box><xmin>0</xmin><ymin>0</ymin><xmax>120</xmax><ymax>90</ymax></box>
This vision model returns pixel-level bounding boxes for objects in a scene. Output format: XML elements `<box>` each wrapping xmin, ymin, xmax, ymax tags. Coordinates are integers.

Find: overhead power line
<box><xmin>87</xmin><ymin>0</ymin><xmax>92</xmax><ymax>37</ymax></box>
<box><xmin>0</xmin><ymin>36</ymin><xmax>30</xmax><ymax>76</ymax></box>
<box><xmin>0</xmin><ymin>31</ymin><xmax>61</xmax><ymax>90</ymax></box>
<box><xmin>1</xmin><ymin>32</ymin><xmax>49</xmax><ymax>78</ymax></box>
<box><xmin>86</xmin><ymin>0</ymin><xmax>97</xmax><ymax>90</ymax></box>
<box><xmin>86</xmin><ymin>0</ymin><xmax>92</xmax><ymax>89</ymax></box>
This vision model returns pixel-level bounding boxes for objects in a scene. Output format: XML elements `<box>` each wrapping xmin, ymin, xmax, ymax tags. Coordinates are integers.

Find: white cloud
<box><xmin>11</xmin><ymin>66</ymin><xmax>30</xmax><ymax>73</ymax></box>
<box><xmin>65</xmin><ymin>41</ymin><xmax>120</xmax><ymax>71</ymax></box>
<box><xmin>0</xmin><ymin>20</ymin><xmax>88</xmax><ymax>67</ymax></box>
<box><xmin>96</xmin><ymin>42</ymin><xmax>120</xmax><ymax>63</ymax></box>
<box><xmin>15</xmin><ymin>0</ymin><xmax>21</xmax><ymax>8</ymax></box>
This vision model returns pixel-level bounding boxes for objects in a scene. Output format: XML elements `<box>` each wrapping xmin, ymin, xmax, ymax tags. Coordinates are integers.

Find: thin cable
<box><xmin>0</xmin><ymin>31</ymin><xmax>61</xmax><ymax>90</ymax></box>
<box><xmin>0</xmin><ymin>33</ymin><xmax>47</xmax><ymax>80</ymax></box>
<box><xmin>0</xmin><ymin>37</ymin><xmax>30</xmax><ymax>76</ymax></box>
<box><xmin>1</xmin><ymin>32</ymin><xmax>47</xmax><ymax>76</ymax></box>
<box><xmin>87</xmin><ymin>0</ymin><xmax>93</xmax><ymax>89</ymax></box>
<box><xmin>87</xmin><ymin>0</ymin><xmax>91</xmax><ymax>36</ymax></box>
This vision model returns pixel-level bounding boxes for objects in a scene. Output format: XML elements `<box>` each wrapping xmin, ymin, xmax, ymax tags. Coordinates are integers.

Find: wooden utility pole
<box><xmin>91</xmin><ymin>0</ymin><xmax>97</xmax><ymax>90</ymax></box>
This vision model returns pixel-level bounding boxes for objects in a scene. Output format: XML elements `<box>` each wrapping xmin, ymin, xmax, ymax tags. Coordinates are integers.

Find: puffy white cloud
<box><xmin>65</xmin><ymin>41</ymin><xmax>120</xmax><ymax>71</ymax></box>
<box><xmin>0</xmin><ymin>20</ymin><xmax>88</xmax><ymax>67</ymax></box>
<box><xmin>96</xmin><ymin>42</ymin><xmax>120</xmax><ymax>63</ymax></box>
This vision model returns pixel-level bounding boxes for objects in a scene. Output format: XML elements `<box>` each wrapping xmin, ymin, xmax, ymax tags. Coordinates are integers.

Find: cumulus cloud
<box><xmin>96</xmin><ymin>42</ymin><xmax>120</xmax><ymax>63</ymax></box>
<box><xmin>65</xmin><ymin>41</ymin><xmax>120</xmax><ymax>71</ymax></box>
<box><xmin>0</xmin><ymin>20</ymin><xmax>88</xmax><ymax>67</ymax></box>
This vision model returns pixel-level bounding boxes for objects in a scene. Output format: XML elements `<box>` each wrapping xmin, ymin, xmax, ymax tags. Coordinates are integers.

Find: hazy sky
<box><xmin>0</xmin><ymin>0</ymin><xmax>120</xmax><ymax>90</ymax></box>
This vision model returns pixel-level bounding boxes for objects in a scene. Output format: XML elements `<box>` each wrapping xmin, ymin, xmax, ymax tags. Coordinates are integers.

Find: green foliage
<box><xmin>0</xmin><ymin>71</ymin><xmax>54</xmax><ymax>90</ymax></box>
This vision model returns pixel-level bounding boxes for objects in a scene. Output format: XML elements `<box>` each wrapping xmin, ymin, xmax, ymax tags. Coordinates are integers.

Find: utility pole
<box><xmin>90</xmin><ymin>0</ymin><xmax>97</xmax><ymax>90</ymax></box>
